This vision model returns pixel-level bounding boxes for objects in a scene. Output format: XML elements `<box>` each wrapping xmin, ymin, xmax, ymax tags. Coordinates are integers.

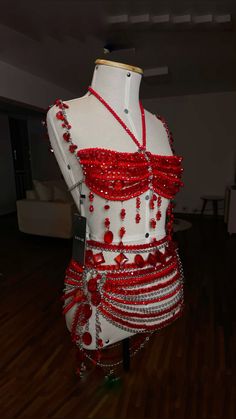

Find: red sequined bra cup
<box><xmin>77</xmin><ymin>147</ymin><xmax>183</xmax><ymax>200</ymax></box>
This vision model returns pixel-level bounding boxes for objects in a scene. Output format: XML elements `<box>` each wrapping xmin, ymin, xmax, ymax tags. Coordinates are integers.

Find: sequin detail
<box><xmin>76</xmin><ymin>147</ymin><xmax>183</xmax><ymax>201</ymax></box>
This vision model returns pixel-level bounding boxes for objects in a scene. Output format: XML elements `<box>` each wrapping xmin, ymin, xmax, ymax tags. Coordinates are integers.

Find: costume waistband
<box><xmin>86</xmin><ymin>235</ymin><xmax>169</xmax><ymax>253</ymax></box>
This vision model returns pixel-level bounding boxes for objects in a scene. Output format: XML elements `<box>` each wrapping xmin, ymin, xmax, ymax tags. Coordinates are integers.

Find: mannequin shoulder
<box><xmin>46</xmin><ymin>94</ymin><xmax>90</xmax><ymax>125</ymax></box>
<box><xmin>144</xmin><ymin>108</ymin><xmax>171</xmax><ymax>133</ymax></box>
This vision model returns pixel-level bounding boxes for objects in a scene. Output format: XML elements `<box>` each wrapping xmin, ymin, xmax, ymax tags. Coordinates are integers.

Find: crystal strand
<box><xmin>89</xmin><ymin>191</ymin><xmax>94</xmax><ymax>213</ymax></box>
<box><xmin>156</xmin><ymin>195</ymin><xmax>162</xmax><ymax>221</ymax></box>
<box><xmin>149</xmin><ymin>192</ymin><xmax>157</xmax><ymax>229</ymax></box>
<box><xmin>119</xmin><ymin>200</ymin><xmax>126</xmax><ymax>245</ymax></box>
<box><xmin>135</xmin><ymin>196</ymin><xmax>141</xmax><ymax>223</ymax></box>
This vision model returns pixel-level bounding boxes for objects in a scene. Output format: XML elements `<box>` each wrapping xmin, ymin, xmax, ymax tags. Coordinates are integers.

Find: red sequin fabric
<box><xmin>77</xmin><ymin>147</ymin><xmax>183</xmax><ymax>201</ymax></box>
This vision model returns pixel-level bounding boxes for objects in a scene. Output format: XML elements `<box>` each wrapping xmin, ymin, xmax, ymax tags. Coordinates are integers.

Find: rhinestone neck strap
<box><xmin>88</xmin><ymin>86</ymin><xmax>146</xmax><ymax>151</ymax></box>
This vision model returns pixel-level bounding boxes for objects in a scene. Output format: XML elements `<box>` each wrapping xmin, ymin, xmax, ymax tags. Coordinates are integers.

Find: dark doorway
<box><xmin>9</xmin><ymin>118</ymin><xmax>32</xmax><ymax>200</ymax></box>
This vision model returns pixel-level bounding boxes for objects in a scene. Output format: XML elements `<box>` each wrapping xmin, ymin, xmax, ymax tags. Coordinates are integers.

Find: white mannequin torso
<box><xmin>46</xmin><ymin>61</ymin><xmax>177</xmax><ymax>348</ymax></box>
<box><xmin>46</xmin><ymin>63</ymin><xmax>173</xmax><ymax>240</ymax></box>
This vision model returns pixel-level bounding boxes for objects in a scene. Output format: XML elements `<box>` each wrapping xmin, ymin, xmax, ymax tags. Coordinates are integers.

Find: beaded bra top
<box><xmin>76</xmin><ymin>146</ymin><xmax>183</xmax><ymax>201</ymax></box>
<box><xmin>50</xmin><ymin>87</ymin><xmax>184</xmax><ymax>243</ymax></box>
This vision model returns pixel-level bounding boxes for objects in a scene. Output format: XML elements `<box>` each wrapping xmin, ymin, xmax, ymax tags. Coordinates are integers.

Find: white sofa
<box><xmin>16</xmin><ymin>179</ymin><xmax>77</xmax><ymax>239</ymax></box>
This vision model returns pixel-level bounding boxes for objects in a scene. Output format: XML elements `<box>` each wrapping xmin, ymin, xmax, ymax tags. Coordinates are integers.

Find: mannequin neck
<box><xmin>89</xmin><ymin>63</ymin><xmax>142</xmax><ymax>116</ymax></box>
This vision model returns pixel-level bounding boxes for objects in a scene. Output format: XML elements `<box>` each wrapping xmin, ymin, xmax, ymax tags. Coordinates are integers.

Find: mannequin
<box><xmin>46</xmin><ymin>59</ymin><xmax>184</xmax><ymax>374</ymax></box>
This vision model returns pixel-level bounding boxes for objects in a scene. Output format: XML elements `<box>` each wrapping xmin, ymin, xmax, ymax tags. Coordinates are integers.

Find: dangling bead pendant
<box><xmin>119</xmin><ymin>201</ymin><xmax>126</xmax><ymax>245</ymax></box>
<box><xmin>120</xmin><ymin>206</ymin><xmax>126</xmax><ymax>221</ymax></box>
<box><xmin>89</xmin><ymin>191</ymin><xmax>94</xmax><ymax>213</ymax></box>
<box><xmin>135</xmin><ymin>196</ymin><xmax>141</xmax><ymax>223</ymax></box>
<box><xmin>104</xmin><ymin>200</ymin><xmax>110</xmax><ymax>211</ymax></box>
<box><xmin>149</xmin><ymin>192</ymin><xmax>157</xmax><ymax>229</ymax></box>
<box><xmin>156</xmin><ymin>195</ymin><xmax>162</xmax><ymax>221</ymax></box>
<box><xmin>166</xmin><ymin>201</ymin><xmax>174</xmax><ymax>239</ymax></box>
<box><xmin>103</xmin><ymin>199</ymin><xmax>113</xmax><ymax>244</ymax></box>
<box><xmin>104</xmin><ymin>216</ymin><xmax>113</xmax><ymax>244</ymax></box>
<box><xmin>119</xmin><ymin>226</ymin><xmax>126</xmax><ymax>241</ymax></box>
<box><xmin>150</xmin><ymin>218</ymin><xmax>156</xmax><ymax>229</ymax></box>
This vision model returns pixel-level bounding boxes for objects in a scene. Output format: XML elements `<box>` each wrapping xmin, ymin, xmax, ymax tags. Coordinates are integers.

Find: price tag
<box><xmin>72</xmin><ymin>212</ymin><xmax>87</xmax><ymax>265</ymax></box>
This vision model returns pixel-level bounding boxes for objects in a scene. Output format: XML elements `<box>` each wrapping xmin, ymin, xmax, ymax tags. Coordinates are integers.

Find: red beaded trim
<box><xmin>156</xmin><ymin>114</ymin><xmax>175</xmax><ymax>153</ymax></box>
<box><xmin>103</xmin><ymin>297</ymin><xmax>182</xmax><ymax>319</ymax></box>
<box><xmin>51</xmin><ymin>98</ymin><xmax>184</xmax><ymax>201</ymax></box>
<box><xmin>87</xmin><ymin>256</ymin><xmax>175</xmax><ymax>272</ymax></box>
<box><xmin>103</xmin><ymin>271</ymin><xmax>180</xmax><ymax>295</ymax></box>
<box><xmin>105</xmin><ymin>260</ymin><xmax>177</xmax><ymax>284</ymax></box>
<box><xmin>87</xmin><ymin>235</ymin><xmax>168</xmax><ymax>251</ymax></box>
<box><xmin>77</xmin><ymin>148</ymin><xmax>184</xmax><ymax>201</ymax></box>
<box><xmin>99</xmin><ymin>304</ymin><xmax>184</xmax><ymax>331</ymax></box>
<box><xmin>103</xmin><ymin>283</ymin><xmax>183</xmax><ymax>306</ymax></box>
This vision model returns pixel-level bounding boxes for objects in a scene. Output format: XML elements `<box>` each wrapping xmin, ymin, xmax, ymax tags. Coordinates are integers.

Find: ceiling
<box><xmin>1</xmin><ymin>0</ymin><xmax>236</xmax><ymax>98</ymax></box>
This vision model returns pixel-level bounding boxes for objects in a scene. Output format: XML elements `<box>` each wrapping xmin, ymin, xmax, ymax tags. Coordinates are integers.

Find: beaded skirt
<box><xmin>62</xmin><ymin>234</ymin><xmax>184</xmax><ymax>355</ymax></box>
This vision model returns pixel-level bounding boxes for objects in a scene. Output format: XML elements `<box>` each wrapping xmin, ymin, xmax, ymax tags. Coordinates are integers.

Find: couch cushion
<box><xmin>26</xmin><ymin>189</ymin><xmax>37</xmax><ymax>200</ymax></box>
<box><xmin>16</xmin><ymin>199</ymin><xmax>75</xmax><ymax>238</ymax></box>
<box><xmin>53</xmin><ymin>184</ymin><xmax>71</xmax><ymax>202</ymax></box>
<box><xmin>33</xmin><ymin>179</ymin><xmax>53</xmax><ymax>201</ymax></box>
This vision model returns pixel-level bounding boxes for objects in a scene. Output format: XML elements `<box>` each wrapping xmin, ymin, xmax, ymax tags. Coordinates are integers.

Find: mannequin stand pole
<box><xmin>122</xmin><ymin>338</ymin><xmax>130</xmax><ymax>372</ymax></box>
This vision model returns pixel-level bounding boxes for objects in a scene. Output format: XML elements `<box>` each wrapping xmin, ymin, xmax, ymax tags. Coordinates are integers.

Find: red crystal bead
<box><xmin>98</xmin><ymin>338</ymin><xmax>103</xmax><ymax>348</ymax></box>
<box><xmin>54</xmin><ymin>98</ymin><xmax>62</xmax><ymax>107</ymax></box>
<box><xmin>74</xmin><ymin>289</ymin><xmax>85</xmax><ymax>302</ymax></box>
<box><xmin>82</xmin><ymin>332</ymin><xmax>92</xmax><ymax>345</ymax></box>
<box><xmin>89</xmin><ymin>205</ymin><xmax>94</xmax><ymax>212</ymax></box>
<box><xmin>156</xmin><ymin>210</ymin><xmax>162</xmax><ymax>220</ymax></box>
<box><xmin>155</xmin><ymin>249</ymin><xmax>166</xmax><ymax>264</ymax></box>
<box><xmin>153</xmin><ymin>194</ymin><xmax>157</xmax><ymax>201</ymax></box>
<box><xmin>147</xmin><ymin>252</ymin><xmax>157</xmax><ymax>266</ymax></box>
<box><xmin>134</xmin><ymin>254</ymin><xmax>145</xmax><ymax>267</ymax></box>
<box><xmin>149</xmin><ymin>199</ymin><xmax>155</xmax><ymax>210</ymax></box>
<box><xmin>69</xmin><ymin>144</ymin><xmax>78</xmax><ymax>153</ymax></box>
<box><xmin>165</xmin><ymin>241</ymin><xmax>176</xmax><ymax>257</ymax></box>
<box><xmin>119</xmin><ymin>226</ymin><xmax>126</xmax><ymax>238</ymax></box>
<box><xmin>104</xmin><ymin>204</ymin><xmax>110</xmax><ymax>210</ymax></box>
<box><xmin>150</xmin><ymin>218</ymin><xmax>156</xmax><ymax>228</ymax></box>
<box><xmin>120</xmin><ymin>208</ymin><xmax>126</xmax><ymax>220</ymax></box>
<box><xmin>62</xmin><ymin>123</ymin><xmax>71</xmax><ymax>129</ymax></box>
<box><xmin>63</xmin><ymin>132</ymin><xmax>70</xmax><ymax>142</ymax></box>
<box><xmin>91</xmin><ymin>291</ymin><xmax>101</xmax><ymax>306</ymax></box>
<box><xmin>104</xmin><ymin>217</ymin><xmax>110</xmax><ymax>228</ymax></box>
<box><xmin>87</xmin><ymin>278</ymin><xmax>97</xmax><ymax>293</ymax></box>
<box><xmin>92</xmin><ymin>252</ymin><xmax>105</xmax><ymax>265</ymax></box>
<box><xmin>89</xmin><ymin>192</ymin><xmax>94</xmax><ymax>201</ymax></box>
<box><xmin>114</xmin><ymin>253</ymin><xmax>128</xmax><ymax>266</ymax></box>
<box><xmin>114</xmin><ymin>180</ymin><xmax>123</xmax><ymax>190</ymax></box>
<box><xmin>104</xmin><ymin>230</ymin><xmax>113</xmax><ymax>244</ymax></box>
<box><xmin>135</xmin><ymin>213</ymin><xmax>141</xmax><ymax>223</ymax></box>
<box><xmin>70</xmin><ymin>259</ymin><xmax>83</xmax><ymax>272</ymax></box>
<box><xmin>56</xmin><ymin>111</ymin><xmax>64</xmax><ymax>120</ymax></box>
<box><xmin>136</xmin><ymin>197</ymin><xmax>141</xmax><ymax>208</ymax></box>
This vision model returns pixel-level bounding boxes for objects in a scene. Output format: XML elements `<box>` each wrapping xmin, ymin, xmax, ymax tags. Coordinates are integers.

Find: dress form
<box><xmin>46</xmin><ymin>59</ymin><xmax>173</xmax><ymax>240</ymax></box>
<box><xmin>46</xmin><ymin>59</ymin><xmax>183</xmax><ymax>351</ymax></box>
